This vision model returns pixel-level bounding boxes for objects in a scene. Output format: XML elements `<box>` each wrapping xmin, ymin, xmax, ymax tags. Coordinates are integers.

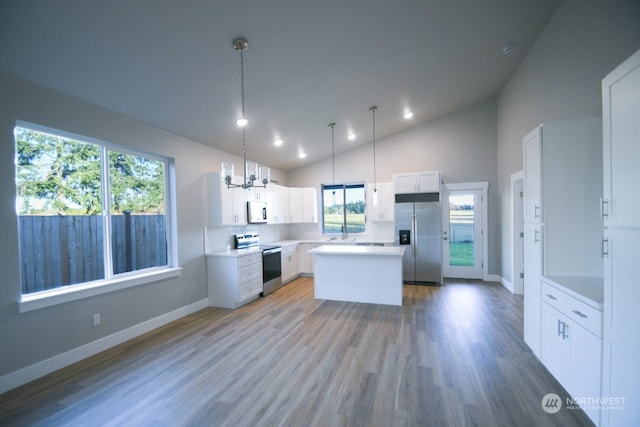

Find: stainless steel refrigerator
<box><xmin>394</xmin><ymin>193</ymin><xmax>442</xmax><ymax>284</ymax></box>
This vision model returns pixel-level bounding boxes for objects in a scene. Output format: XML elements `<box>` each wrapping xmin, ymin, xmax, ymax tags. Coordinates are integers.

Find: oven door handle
<box><xmin>262</xmin><ymin>248</ymin><xmax>281</xmax><ymax>255</ymax></box>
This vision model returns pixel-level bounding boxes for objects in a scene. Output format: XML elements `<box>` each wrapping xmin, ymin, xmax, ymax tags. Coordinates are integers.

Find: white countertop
<box><xmin>542</xmin><ymin>275</ymin><xmax>604</xmax><ymax>309</ymax></box>
<box><xmin>206</xmin><ymin>247</ymin><xmax>263</xmax><ymax>257</ymax></box>
<box><xmin>206</xmin><ymin>239</ymin><xmax>396</xmax><ymax>257</ymax></box>
<box><xmin>308</xmin><ymin>245</ymin><xmax>405</xmax><ymax>256</ymax></box>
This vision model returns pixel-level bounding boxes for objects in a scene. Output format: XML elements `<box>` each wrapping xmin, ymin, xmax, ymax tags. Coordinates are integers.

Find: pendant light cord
<box><xmin>370</xmin><ymin>106</ymin><xmax>378</xmax><ymax>192</ymax></box>
<box><xmin>329</xmin><ymin>122</ymin><xmax>336</xmax><ymax>185</ymax></box>
<box><xmin>240</xmin><ymin>46</ymin><xmax>247</xmax><ymax>184</ymax></box>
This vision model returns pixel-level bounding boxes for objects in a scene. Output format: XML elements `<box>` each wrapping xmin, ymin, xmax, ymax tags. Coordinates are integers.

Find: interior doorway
<box><xmin>442</xmin><ymin>183</ymin><xmax>488</xmax><ymax>280</ymax></box>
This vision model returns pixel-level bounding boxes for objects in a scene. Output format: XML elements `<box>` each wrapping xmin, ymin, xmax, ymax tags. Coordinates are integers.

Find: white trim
<box><xmin>1</xmin><ymin>297</ymin><xmax>208</xmax><ymax>395</ymax></box>
<box><xmin>19</xmin><ymin>267</ymin><xmax>182</xmax><ymax>313</ymax></box>
<box><xmin>497</xmin><ymin>275</ymin><xmax>515</xmax><ymax>293</ymax></box>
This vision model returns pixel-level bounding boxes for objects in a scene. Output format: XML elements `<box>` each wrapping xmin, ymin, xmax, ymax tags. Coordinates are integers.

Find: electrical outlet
<box><xmin>93</xmin><ymin>313</ymin><xmax>101</xmax><ymax>326</ymax></box>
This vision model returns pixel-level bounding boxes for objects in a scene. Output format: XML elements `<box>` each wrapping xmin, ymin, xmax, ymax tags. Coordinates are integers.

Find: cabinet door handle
<box><xmin>557</xmin><ymin>319</ymin><xmax>563</xmax><ymax>337</ymax></box>
<box><xmin>534</xmin><ymin>205</ymin><xmax>540</xmax><ymax>219</ymax></box>
<box><xmin>563</xmin><ymin>323</ymin><xmax>569</xmax><ymax>340</ymax></box>
<box><xmin>601</xmin><ymin>198</ymin><xmax>609</xmax><ymax>219</ymax></box>
<box><xmin>572</xmin><ymin>310</ymin><xmax>588</xmax><ymax>319</ymax></box>
<box><xmin>601</xmin><ymin>237</ymin><xmax>609</xmax><ymax>258</ymax></box>
<box><xmin>545</xmin><ymin>294</ymin><xmax>557</xmax><ymax>301</ymax></box>
<box><xmin>534</xmin><ymin>229</ymin><xmax>540</xmax><ymax>243</ymax></box>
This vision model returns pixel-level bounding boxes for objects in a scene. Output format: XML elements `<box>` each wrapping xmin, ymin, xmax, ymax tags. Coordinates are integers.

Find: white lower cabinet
<box><xmin>541</xmin><ymin>280</ymin><xmax>602</xmax><ymax>425</ymax></box>
<box><xmin>298</xmin><ymin>243</ymin><xmax>321</xmax><ymax>274</ymax></box>
<box><xmin>207</xmin><ymin>252</ymin><xmax>263</xmax><ymax>309</ymax></box>
<box><xmin>281</xmin><ymin>244</ymin><xmax>299</xmax><ymax>284</ymax></box>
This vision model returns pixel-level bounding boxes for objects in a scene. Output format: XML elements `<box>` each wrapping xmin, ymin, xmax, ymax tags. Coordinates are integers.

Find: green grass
<box><xmin>449</xmin><ymin>242</ymin><xmax>474</xmax><ymax>266</ymax></box>
<box><xmin>323</xmin><ymin>213</ymin><xmax>365</xmax><ymax>233</ymax></box>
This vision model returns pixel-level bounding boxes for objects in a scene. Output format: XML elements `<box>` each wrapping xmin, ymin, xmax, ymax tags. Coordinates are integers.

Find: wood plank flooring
<box><xmin>0</xmin><ymin>278</ymin><xmax>592</xmax><ymax>426</ymax></box>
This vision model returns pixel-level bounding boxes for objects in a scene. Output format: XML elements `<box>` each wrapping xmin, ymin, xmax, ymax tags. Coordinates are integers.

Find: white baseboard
<box><xmin>498</xmin><ymin>276</ymin><xmax>515</xmax><ymax>293</ymax></box>
<box><xmin>0</xmin><ymin>298</ymin><xmax>209</xmax><ymax>395</ymax></box>
<box><xmin>484</xmin><ymin>273</ymin><xmax>501</xmax><ymax>283</ymax></box>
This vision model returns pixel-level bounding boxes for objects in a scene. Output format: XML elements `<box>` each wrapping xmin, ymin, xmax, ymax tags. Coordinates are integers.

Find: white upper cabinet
<box><xmin>206</xmin><ymin>172</ymin><xmax>247</xmax><ymax>226</ymax></box>
<box><xmin>393</xmin><ymin>171</ymin><xmax>440</xmax><ymax>194</ymax></box>
<box><xmin>523</xmin><ymin>127</ymin><xmax>542</xmax><ymax>224</ymax></box>
<box><xmin>267</xmin><ymin>184</ymin><xmax>289</xmax><ymax>224</ymax></box>
<box><xmin>289</xmin><ymin>187</ymin><xmax>317</xmax><ymax>223</ymax></box>
<box><xmin>367</xmin><ymin>182</ymin><xmax>394</xmax><ymax>221</ymax></box>
<box><xmin>602</xmin><ymin>49</ymin><xmax>640</xmax><ymax>228</ymax></box>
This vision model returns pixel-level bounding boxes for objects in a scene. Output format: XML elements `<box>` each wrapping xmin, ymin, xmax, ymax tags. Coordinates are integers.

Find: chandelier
<box><xmin>222</xmin><ymin>37</ymin><xmax>270</xmax><ymax>189</ymax></box>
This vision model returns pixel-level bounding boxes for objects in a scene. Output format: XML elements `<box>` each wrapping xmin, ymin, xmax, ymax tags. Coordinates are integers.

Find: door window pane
<box><xmin>448</xmin><ymin>194</ymin><xmax>475</xmax><ymax>266</ymax></box>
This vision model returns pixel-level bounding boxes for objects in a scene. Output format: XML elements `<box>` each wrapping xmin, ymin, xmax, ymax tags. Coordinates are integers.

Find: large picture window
<box><xmin>15</xmin><ymin>124</ymin><xmax>173</xmax><ymax>296</ymax></box>
<box><xmin>321</xmin><ymin>183</ymin><xmax>366</xmax><ymax>234</ymax></box>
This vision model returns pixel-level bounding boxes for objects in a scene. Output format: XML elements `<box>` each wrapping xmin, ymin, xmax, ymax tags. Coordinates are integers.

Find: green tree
<box><xmin>16</xmin><ymin>128</ymin><xmax>102</xmax><ymax>214</ymax></box>
<box><xmin>15</xmin><ymin>128</ymin><xmax>165</xmax><ymax>215</ymax></box>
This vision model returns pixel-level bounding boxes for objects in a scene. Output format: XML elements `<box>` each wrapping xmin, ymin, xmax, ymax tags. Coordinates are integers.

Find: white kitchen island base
<box><xmin>308</xmin><ymin>245</ymin><xmax>405</xmax><ymax>306</ymax></box>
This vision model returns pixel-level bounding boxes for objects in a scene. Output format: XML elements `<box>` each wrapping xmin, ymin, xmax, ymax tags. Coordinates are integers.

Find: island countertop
<box><xmin>308</xmin><ymin>245</ymin><xmax>405</xmax><ymax>256</ymax></box>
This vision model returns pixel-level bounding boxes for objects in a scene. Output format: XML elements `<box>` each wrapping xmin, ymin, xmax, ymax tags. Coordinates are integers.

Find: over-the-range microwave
<box><xmin>247</xmin><ymin>201</ymin><xmax>268</xmax><ymax>224</ymax></box>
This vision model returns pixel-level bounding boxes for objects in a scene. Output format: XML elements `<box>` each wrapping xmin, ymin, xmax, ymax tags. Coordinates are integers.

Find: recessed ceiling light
<box><xmin>298</xmin><ymin>152</ymin><xmax>306</xmax><ymax>159</ymax></box>
<box><xmin>348</xmin><ymin>133</ymin><xmax>356</xmax><ymax>141</ymax></box>
<box><xmin>236</xmin><ymin>118</ymin><xmax>248</xmax><ymax>127</ymax></box>
<box><xmin>274</xmin><ymin>138</ymin><xmax>283</xmax><ymax>146</ymax></box>
<box><xmin>404</xmin><ymin>111</ymin><xmax>414</xmax><ymax>120</ymax></box>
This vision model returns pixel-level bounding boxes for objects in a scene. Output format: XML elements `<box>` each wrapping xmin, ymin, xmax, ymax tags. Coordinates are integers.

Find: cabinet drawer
<box><xmin>567</xmin><ymin>298</ymin><xmax>602</xmax><ymax>337</ymax></box>
<box><xmin>239</xmin><ymin>263</ymin><xmax>262</xmax><ymax>283</ymax></box>
<box><xmin>541</xmin><ymin>281</ymin><xmax>567</xmax><ymax>311</ymax></box>
<box><xmin>239</xmin><ymin>277</ymin><xmax>262</xmax><ymax>298</ymax></box>
<box><xmin>282</xmin><ymin>245</ymin><xmax>298</xmax><ymax>256</ymax></box>
<box><xmin>238</xmin><ymin>253</ymin><xmax>261</xmax><ymax>268</ymax></box>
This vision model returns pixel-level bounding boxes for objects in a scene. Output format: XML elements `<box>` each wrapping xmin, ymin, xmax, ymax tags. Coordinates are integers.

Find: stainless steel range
<box><xmin>234</xmin><ymin>233</ymin><xmax>282</xmax><ymax>296</ymax></box>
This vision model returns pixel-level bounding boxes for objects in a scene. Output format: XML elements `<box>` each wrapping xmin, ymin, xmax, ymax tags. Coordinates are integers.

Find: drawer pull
<box><xmin>545</xmin><ymin>294</ymin><xmax>558</xmax><ymax>301</ymax></box>
<box><xmin>572</xmin><ymin>310</ymin><xmax>588</xmax><ymax>319</ymax></box>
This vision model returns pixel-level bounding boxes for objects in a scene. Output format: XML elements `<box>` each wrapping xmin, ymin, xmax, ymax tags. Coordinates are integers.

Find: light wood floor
<box><xmin>0</xmin><ymin>278</ymin><xmax>591</xmax><ymax>426</ymax></box>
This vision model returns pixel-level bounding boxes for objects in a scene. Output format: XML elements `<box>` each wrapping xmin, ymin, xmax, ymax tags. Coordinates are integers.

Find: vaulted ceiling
<box><xmin>0</xmin><ymin>0</ymin><xmax>559</xmax><ymax>172</ymax></box>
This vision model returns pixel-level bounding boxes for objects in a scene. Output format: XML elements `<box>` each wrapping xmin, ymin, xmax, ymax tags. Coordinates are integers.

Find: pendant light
<box><xmin>369</xmin><ymin>105</ymin><xmax>378</xmax><ymax>206</ymax></box>
<box><xmin>221</xmin><ymin>37</ymin><xmax>270</xmax><ymax>189</ymax></box>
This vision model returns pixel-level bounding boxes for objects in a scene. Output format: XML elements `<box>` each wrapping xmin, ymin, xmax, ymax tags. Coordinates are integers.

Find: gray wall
<box><xmin>0</xmin><ymin>73</ymin><xmax>286</xmax><ymax>378</ymax></box>
<box><xmin>496</xmin><ymin>0</ymin><xmax>640</xmax><ymax>283</ymax></box>
<box><xmin>288</xmin><ymin>98</ymin><xmax>499</xmax><ymax>274</ymax></box>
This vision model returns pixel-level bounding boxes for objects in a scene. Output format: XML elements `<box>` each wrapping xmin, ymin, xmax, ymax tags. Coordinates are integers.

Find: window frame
<box><xmin>15</xmin><ymin>121</ymin><xmax>180</xmax><ymax>313</ymax></box>
<box><xmin>321</xmin><ymin>182</ymin><xmax>366</xmax><ymax>235</ymax></box>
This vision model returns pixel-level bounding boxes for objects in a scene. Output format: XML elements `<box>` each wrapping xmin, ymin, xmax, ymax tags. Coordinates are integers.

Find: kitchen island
<box><xmin>308</xmin><ymin>245</ymin><xmax>405</xmax><ymax>306</ymax></box>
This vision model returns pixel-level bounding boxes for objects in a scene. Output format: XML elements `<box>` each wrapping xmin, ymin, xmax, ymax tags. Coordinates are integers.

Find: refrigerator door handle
<box><xmin>412</xmin><ymin>213</ymin><xmax>417</xmax><ymax>258</ymax></box>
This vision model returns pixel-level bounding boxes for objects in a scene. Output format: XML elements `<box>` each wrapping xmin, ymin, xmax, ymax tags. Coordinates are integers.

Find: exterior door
<box><xmin>442</xmin><ymin>189</ymin><xmax>483</xmax><ymax>279</ymax></box>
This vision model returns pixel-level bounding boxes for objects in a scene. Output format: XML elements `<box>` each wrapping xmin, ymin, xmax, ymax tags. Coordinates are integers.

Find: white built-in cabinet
<box><xmin>267</xmin><ymin>184</ymin><xmax>289</xmax><ymax>224</ymax></box>
<box><xmin>367</xmin><ymin>182</ymin><xmax>394</xmax><ymax>221</ymax></box>
<box><xmin>207</xmin><ymin>252</ymin><xmax>262</xmax><ymax>308</ymax></box>
<box><xmin>393</xmin><ymin>171</ymin><xmax>440</xmax><ymax>194</ymax></box>
<box><xmin>206</xmin><ymin>172</ymin><xmax>317</xmax><ymax>226</ymax></box>
<box><xmin>523</xmin><ymin>129</ymin><xmax>542</xmax><ymax>223</ymax></box>
<box><xmin>541</xmin><ymin>279</ymin><xmax>602</xmax><ymax>425</ymax></box>
<box><xmin>522</xmin><ymin>117</ymin><xmax>604</xmax><ymax>425</ymax></box>
<box><xmin>601</xmin><ymin>48</ymin><xmax>640</xmax><ymax>427</ymax></box>
<box><xmin>288</xmin><ymin>187</ymin><xmax>318</xmax><ymax>223</ymax></box>
<box><xmin>281</xmin><ymin>244</ymin><xmax>299</xmax><ymax>284</ymax></box>
<box><xmin>523</xmin><ymin>222</ymin><xmax>542</xmax><ymax>356</ymax></box>
<box><xmin>206</xmin><ymin>172</ymin><xmax>247</xmax><ymax>226</ymax></box>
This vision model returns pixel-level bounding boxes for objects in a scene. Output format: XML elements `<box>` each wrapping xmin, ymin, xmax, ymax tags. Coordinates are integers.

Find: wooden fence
<box><xmin>19</xmin><ymin>213</ymin><xmax>167</xmax><ymax>294</ymax></box>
